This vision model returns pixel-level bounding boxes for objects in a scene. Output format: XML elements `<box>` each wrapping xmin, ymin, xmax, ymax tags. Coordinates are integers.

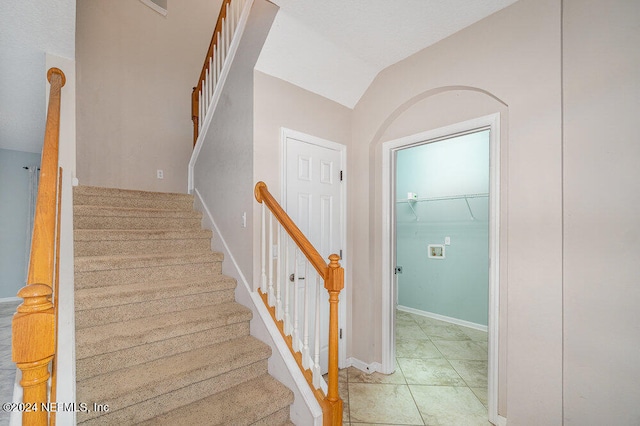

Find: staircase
<box><xmin>73</xmin><ymin>185</ymin><xmax>294</xmax><ymax>425</ymax></box>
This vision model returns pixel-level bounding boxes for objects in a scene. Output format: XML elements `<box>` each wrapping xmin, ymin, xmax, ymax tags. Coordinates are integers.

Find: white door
<box><xmin>284</xmin><ymin>130</ymin><xmax>344</xmax><ymax>374</ymax></box>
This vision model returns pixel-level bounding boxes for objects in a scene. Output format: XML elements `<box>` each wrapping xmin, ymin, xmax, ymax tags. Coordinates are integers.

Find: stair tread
<box><xmin>74</xmin><ymin>204</ymin><xmax>202</xmax><ymax>217</ymax></box>
<box><xmin>75</xmin><ymin>274</ymin><xmax>236</xmax><ymax>310</ymax></box>
<box><xmin>74</xmin><ymin>251</ymin><xmax>222</xmax><ymax>272</ymax></box>
<box><xmin>74</xmin><ymin>185</ymin><xmax>193</xmax><ymax>200</ymax></box>
<box><xmin>138</xmin><ymin>374</ymin><xmax>294</xmax><ymax>426</ymax></box>
<box><xmin>77</xmin><ymin>335</ymin><xmax>270</xmax><ymax>404</ymax></box>
<box><xmin>76</xmin><ymin>302</ymin><xmax>252</xmax><ymax>358</ymax></box>
<box><xmin>74</xmin><ymin>228</ymin><xmax>212</xmax><ymax>241</ymax></box>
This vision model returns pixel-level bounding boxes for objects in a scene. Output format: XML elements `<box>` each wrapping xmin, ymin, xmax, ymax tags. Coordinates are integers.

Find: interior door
<box><xmin>285</xmin><ymin>133</ymin><xmax>343</xmax><ymax>373</ymax></box>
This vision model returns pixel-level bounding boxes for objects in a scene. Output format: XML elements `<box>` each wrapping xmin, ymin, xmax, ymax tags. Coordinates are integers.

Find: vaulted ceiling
<box><xmin>256</xmin><ymin>0</ymin><xmax>520</xmax><ymax>108</ymax></box>
<box><xmin>0</xmin><ymin>0</ymin><xmax>519</xmax><ymax>153</ymax></box>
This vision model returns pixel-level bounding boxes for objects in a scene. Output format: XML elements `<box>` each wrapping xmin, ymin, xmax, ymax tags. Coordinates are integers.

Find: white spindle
<box><xmin>313</xmin><ymin>273</ymin><xmax>322</xmax><ymax>387</ymax></box>
<box><xmin>284</xmin><ymin>239</ymin><xmax>292</xmax><ymax>334</ymax></box>
<box><xmin>208</xmin><ymin>57</ymin><xmax>214</xmax><ymax>101</ymax></box>
<box><xmin>292</xmin><ymin>249</ymin><xmax>300</xmax><ymax>351</ymax></box>
<box><xmin>268</xmin><ymin>213</ymin><xmax>275</xmax><ymax>305</ymax></box>
<box><xmin>212</xmin><ymin>46</ymin><xmax>218</xmax><ymax>88</ymax></box>
<box><xmin>261</xmin><ymin>204</ymin><xmax>267</xmax><ymax>292</ymax></box>
<box><xmin>220</xmin><ymin>18</ymin><xmax>226</xmax><ymax>60</ymax></box>
<box><xmin>225</xmin><ymin>3</ymin><xmax>231</xmax><ymax>50</ymax></box>
<box><xmin>204</xmin><ymin>68</ymin><xmax>210</xmax><ymax>112</ymax></box>
<box><xmin>198</xmin><ymin>90</ymin><xmax>203</xmax><ymax>131</ymax></box>
<box><xmin>276</xmin><ymin>228</ymin><xmax>283</xmax><ymax>320</ymax></box>
<box><xmin>302</xmin><ymin>260</ymin><xmax>310</xmax><ymax>369</ymax></box>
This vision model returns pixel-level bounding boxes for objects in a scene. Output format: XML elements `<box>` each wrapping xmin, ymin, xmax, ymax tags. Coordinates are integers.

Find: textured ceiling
<box><xmin>0</xmin><ymin>0</ymin><xmax>75</xmax><ymax>153</ymax></box>
<box><xmin>256</xmin><ymin>0</ymin><xmax>520</xmax><ymax>108</ymax></box>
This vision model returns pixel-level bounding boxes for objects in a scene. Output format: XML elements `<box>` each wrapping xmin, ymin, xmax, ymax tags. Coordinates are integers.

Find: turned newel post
<box><xmin>324</xmin><ymin>254</ymin><xmax>344</xmax><ymax>425</ymax></box>
<box><xmin>12</xmin><ymin>284</ymin><xmax>55</xmax><ymax>426</ymax></box>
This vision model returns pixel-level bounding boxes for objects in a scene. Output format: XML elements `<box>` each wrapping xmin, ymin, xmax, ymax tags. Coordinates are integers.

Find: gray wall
<box><xmin>0</xmin><ymin>149</ymin><xmax>41</xmax><ymax>299</ymax></box>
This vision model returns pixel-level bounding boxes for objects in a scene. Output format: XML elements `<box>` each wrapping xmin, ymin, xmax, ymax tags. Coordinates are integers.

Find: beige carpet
<box><xmin>73</xmin><ymin>186</ymin><xmax>294</xmax><ymax>425</ymax></box>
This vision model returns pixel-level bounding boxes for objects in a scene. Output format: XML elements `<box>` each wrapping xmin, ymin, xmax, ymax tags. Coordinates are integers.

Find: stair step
<box><xmin>77</xmin><ymin>336</ymin><xmax>272</xmax><ymax>424</ymax></box>
<box><xmin>76</xmin><ymin>288</ymin><xmax>236</xmax><ymax>329</ymax></box>
<box><xmin>74</xmin><ymin>205</ymin><xmax>202</xmax><ymax>230</ymax></box>
<box><xmin>74</xmin><ymin>229</ymin><xmax>212</xmax><ymax>256</ymax></box>
<box><xmin>76</xmin><ymin>302</ymin><xmax>252</xmax><ymax>360</ymax></box>
<box><xmin>74</xmin><ymin>192</ymin><xmax>194</xmax><ymax>210</ymax></box>
<box><xmin>76</xmin><ymin>321</ymin><xmax>249</xmax><ymax>381</ymax></box>
<box><xmin>74</xmin><ymin>253</ymin><xmax>223</xmax><ymax>289</ymax></box>
<box><xmin>74</xmin><ymin>185</ymin><xmax>193</xmax><ymax>202</ymax></box>
<box><xmin>75</xmin><ymin>275</ymin><xmax>236</xmax><ymax>311</ymax></box>
<box><xmin>138</xmin><ymin>374</ymin><xmax>294</xmax><ymax>426</ymax></box>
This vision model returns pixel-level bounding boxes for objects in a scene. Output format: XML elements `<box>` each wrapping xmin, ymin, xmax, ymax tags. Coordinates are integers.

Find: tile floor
<box><xmin>335</xmin><ymin>310</ymin><xmax>489</xmax><ymax>426</ymax></box>
<box><xmin>0</xmin><ymin>300</ymin><xmax>20</xmax><ymax>426</ymax></box>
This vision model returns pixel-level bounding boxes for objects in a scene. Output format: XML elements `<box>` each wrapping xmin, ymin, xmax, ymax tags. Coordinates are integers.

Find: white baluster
<box><xmin>205</xmin><ymin>68</ymin><xmax>211</xmax><ymax>112</ymax></box>
<box><xmin>212</xmin><ymin>46</ymin><xmax>218</xmax><ymax>88</ymax></box>
<box><xmin>225</xmin><ymin>3</ymin><xmax>231</xmax><ymax>50</ymax></box>
<box><xmin>220</xmin><ymin>18</ymin><xmax>226</xmax><ymax>60</ymax></box>
<box><xmin>302</xmin><ymin>260</ymin><xmax>310</xmax><ymax>369</ymax></box>
<box><xmin>203</xmin><ymin>74</ymin><xmax>208</xmax><ymax>116</ymax></box>
<box><xmin>276</xmin><ymin>227</ymin><xmax>283</xmax><ymax>320</ymax></box>
<box><xmin>261</xmin><ymin>204</ymin><xmax>267</xmax><ymax>293</ymax></box>
<box><xmin>268</xmin><ymin>213</ymin><xmax>275</xmax><ymax>305</ymax></box>
<box><xmin>229</xmin><ymin>0</ymin><xmax>236</xmax><ymax>36</ymax></box>
<box><xmin>292</xmin><ymin>249</ymin><xmax>300</xmax><ymax>351</ymax></box>
<box><xmin>208</xmin><ymin>56</ymin><xmax>213</xmax><ymax>101</ymax></box>
<box><xmin>198</xmin><ymin>90</ymin><xmax>203</xmax><ymax>132</ymax></box>
<box><xmin>313</xmin><ymin>273</ymin><xmax>322</xmax><ymax>388</ymax></box>
<box><xmin>284</xmin><ymin>239</ymin><xmax>292</xmax><ymax>334</ymax></box>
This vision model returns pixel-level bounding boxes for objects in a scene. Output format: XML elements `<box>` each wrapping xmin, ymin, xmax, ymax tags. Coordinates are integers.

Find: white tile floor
<box><xmin>336</xmin><ymin>310</ymin><xmax>490</xmax><ymax>426</ymax></box>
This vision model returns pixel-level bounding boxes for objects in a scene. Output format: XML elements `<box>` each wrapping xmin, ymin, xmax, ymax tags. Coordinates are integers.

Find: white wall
<box><xmin>350</xmin><ymin>0</ymin><xmax>562</xmax><ymax>420</ymax></box>
<box><xmin>0</xmin><ymin>149</ymin><xmax>41</xmax><ymax>299</ymax></box>
<box><xmin>76</xmin><ymin>0</ymin><xmax>219</xmax><ymax>192</ymax></box>
<box><xmin>562</xmin><ymin>0</ymin><xmax>640</xmax><ymax>423</ymax></box>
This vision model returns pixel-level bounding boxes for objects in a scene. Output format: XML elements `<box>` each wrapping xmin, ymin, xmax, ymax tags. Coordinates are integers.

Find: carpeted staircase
<box><xmin>73</xmin><ymin>185</ymin><xmax>294</xmax><ymax>425</ymax></box>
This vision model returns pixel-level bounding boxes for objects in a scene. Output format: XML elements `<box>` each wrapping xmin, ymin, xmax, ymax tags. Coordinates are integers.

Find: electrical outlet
<box><xmin>156</xmin><ymin>169</ymin><xmax>164</xmax><ymax>179</ymax></box>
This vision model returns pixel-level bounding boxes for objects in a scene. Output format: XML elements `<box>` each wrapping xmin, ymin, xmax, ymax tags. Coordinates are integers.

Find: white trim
<box><xmin>188</xmin><ymin>0</ymin><xmax>254</xmax><ymax>193</ymax></box>
<box><xmin>346</xmin><ymin>357</ymin><xmax>383</xmax><ymax>374</ymax></box>
<box><xmin>381</xmin><ymin>113</ymin><xmax>502</xmax><ymax>424</ymax></box>
<box><xmin>497</xmin><ymin>415</ymin><xmax>508</xmax><ymax>426</ymax></box>
<box><xmin>280</xmin><ymin>128</ymin><xmax>348</xmax><ymax>369</ymax></box>
<box><xmin>139</xmin><ymin>0</ymin><xmax>167</xmax><ymax>16</ymax></box>
<box><xmin>55</xmin><ymin>169</ymin><xmax>77</xmax><ymax>425</ymax></box>
<box><xmin>397</xmin><ymin>305</ymin><xmax>488</xmax><ymax>332</ymax></box>
<box><xmin>193</xmin><ymin>188</ymin><xmax>322</xmax><ymax>426</ymax></box>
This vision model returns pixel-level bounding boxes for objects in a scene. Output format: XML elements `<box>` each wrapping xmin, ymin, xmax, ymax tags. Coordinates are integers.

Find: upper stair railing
<box><xmin>255</xmin><ymin>182</ymin><xmax>344</xmax><ymax>426</ymax></box>
<box><xmin>191</xmin><ymin>0</ymin><xmax>247</xmax><ymax>146</ymax></box>
<box><xmin>12</xmin><ymin>67</ymin><xmax>66</xmax><ymax>426</ymax></box>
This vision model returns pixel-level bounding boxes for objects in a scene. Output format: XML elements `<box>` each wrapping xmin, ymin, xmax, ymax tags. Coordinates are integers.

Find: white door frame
<box><xmin>281</xmin><ymin>127</ymin><xmax>348</xmax><ymax>368</ymax></box>
<box><xmin>381</xmin><ymin>113</ymin><xmax>501</xmax><ymax>424</ymax></box>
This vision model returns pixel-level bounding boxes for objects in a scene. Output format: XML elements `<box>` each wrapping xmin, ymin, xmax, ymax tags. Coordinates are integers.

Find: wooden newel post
<box><xmin>12</xmin><ymin>284</ymin><xmax>56</xmax><ymax>426</ymax></box>
<box><xmin>324</xmin><ymin>254</ymin><xmax>344</xmax><ymax>426</ymax></box>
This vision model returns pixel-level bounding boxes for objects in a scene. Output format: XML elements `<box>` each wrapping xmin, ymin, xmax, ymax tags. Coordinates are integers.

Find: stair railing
<box><xmin>191</xmin><ymin>0</ymin><xmax>247</xmax><ymax>146</ymax></box>
<box><xmin>254</xmin><ymin>182</ymin><xmax>344</xmax><ymax>426</ymax></box>
<box><xmin>12</xmin><ymin>67</ymin><xmax>66</xmax><ymax>426</ymax></box>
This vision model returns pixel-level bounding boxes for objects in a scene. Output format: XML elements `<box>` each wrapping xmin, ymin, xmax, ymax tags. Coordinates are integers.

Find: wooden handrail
<box><xmin>192</xmin><ymin>0</ymin><xmax>233</xmax><ymax>146</ymax></box>
<box><xmin>255</xmin><ymin>182</ymin><xmax>328</xmax><ymax>278</ymax></box>
<box><xmin>12</xmin><ymin>67</ymin><xmax>65</xmax><ymax>426</ymax></box>
<box><xmin>255</xmin><ymin>181</ymin><xmax>343</xmax><ymax>426</ymax></box>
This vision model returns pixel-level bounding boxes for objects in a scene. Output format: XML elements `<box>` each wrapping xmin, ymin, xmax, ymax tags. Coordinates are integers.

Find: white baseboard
<box><xmin>346</xmin><ymin>357</ymin><xmax>383</xmax><ymax>374</ymax></box>
<box><xmin>397</xmin><ymin>305</ymin><xmax>488</xmax><ymax>332</ymax></box>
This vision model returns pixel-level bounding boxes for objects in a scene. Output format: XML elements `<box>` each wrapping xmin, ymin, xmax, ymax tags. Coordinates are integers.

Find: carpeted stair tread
<box><xmin>74</xmin><ymin>204</ymin><xmax>203</xmax><ymax>218</ymax></box>
<box><xmin>74</xmin><ymin>185</ymin><xmax>193</xmax><ymax>201</ymax></box>
<box><xmin>76</xmin><ymin>302</ymin><xmax>252</xmax><ymax>359</ymax></box>
<box><xmin>74</xmin><ymin>228</ymin><xmax>212</xmax><ymax>241</ymax></box>
<box><xmin>75</xmin><ymin>289</ymin><xmax>236</xmax><ymax>329</ymax></box>
<box><xmin>77</xmin><ymin>336</ymin><xmax>271</xmax><ymax>417</ymax></box>
<box><xmin>74</xmin><ymin>193</ymin><xmax>194</xmax><ymax>210</ymax></box>
<box><xmin>76</xmin><ymin>321</ymin><xmax>250</xmax><ymax>381</ymax></box>
<box><xmin>75</xmin><ymin>274</ymin><xmax>236</xmax><ymax>311</ymax></box>
<box><xmin>74</xmin><ymin>251</ymin><xmax>222</xmax><ymax>272</ymax></box>
<box><xmin>137</xmin><ymin>374</ymin><xmax>294</xmax><ymax>426</ymax></box>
